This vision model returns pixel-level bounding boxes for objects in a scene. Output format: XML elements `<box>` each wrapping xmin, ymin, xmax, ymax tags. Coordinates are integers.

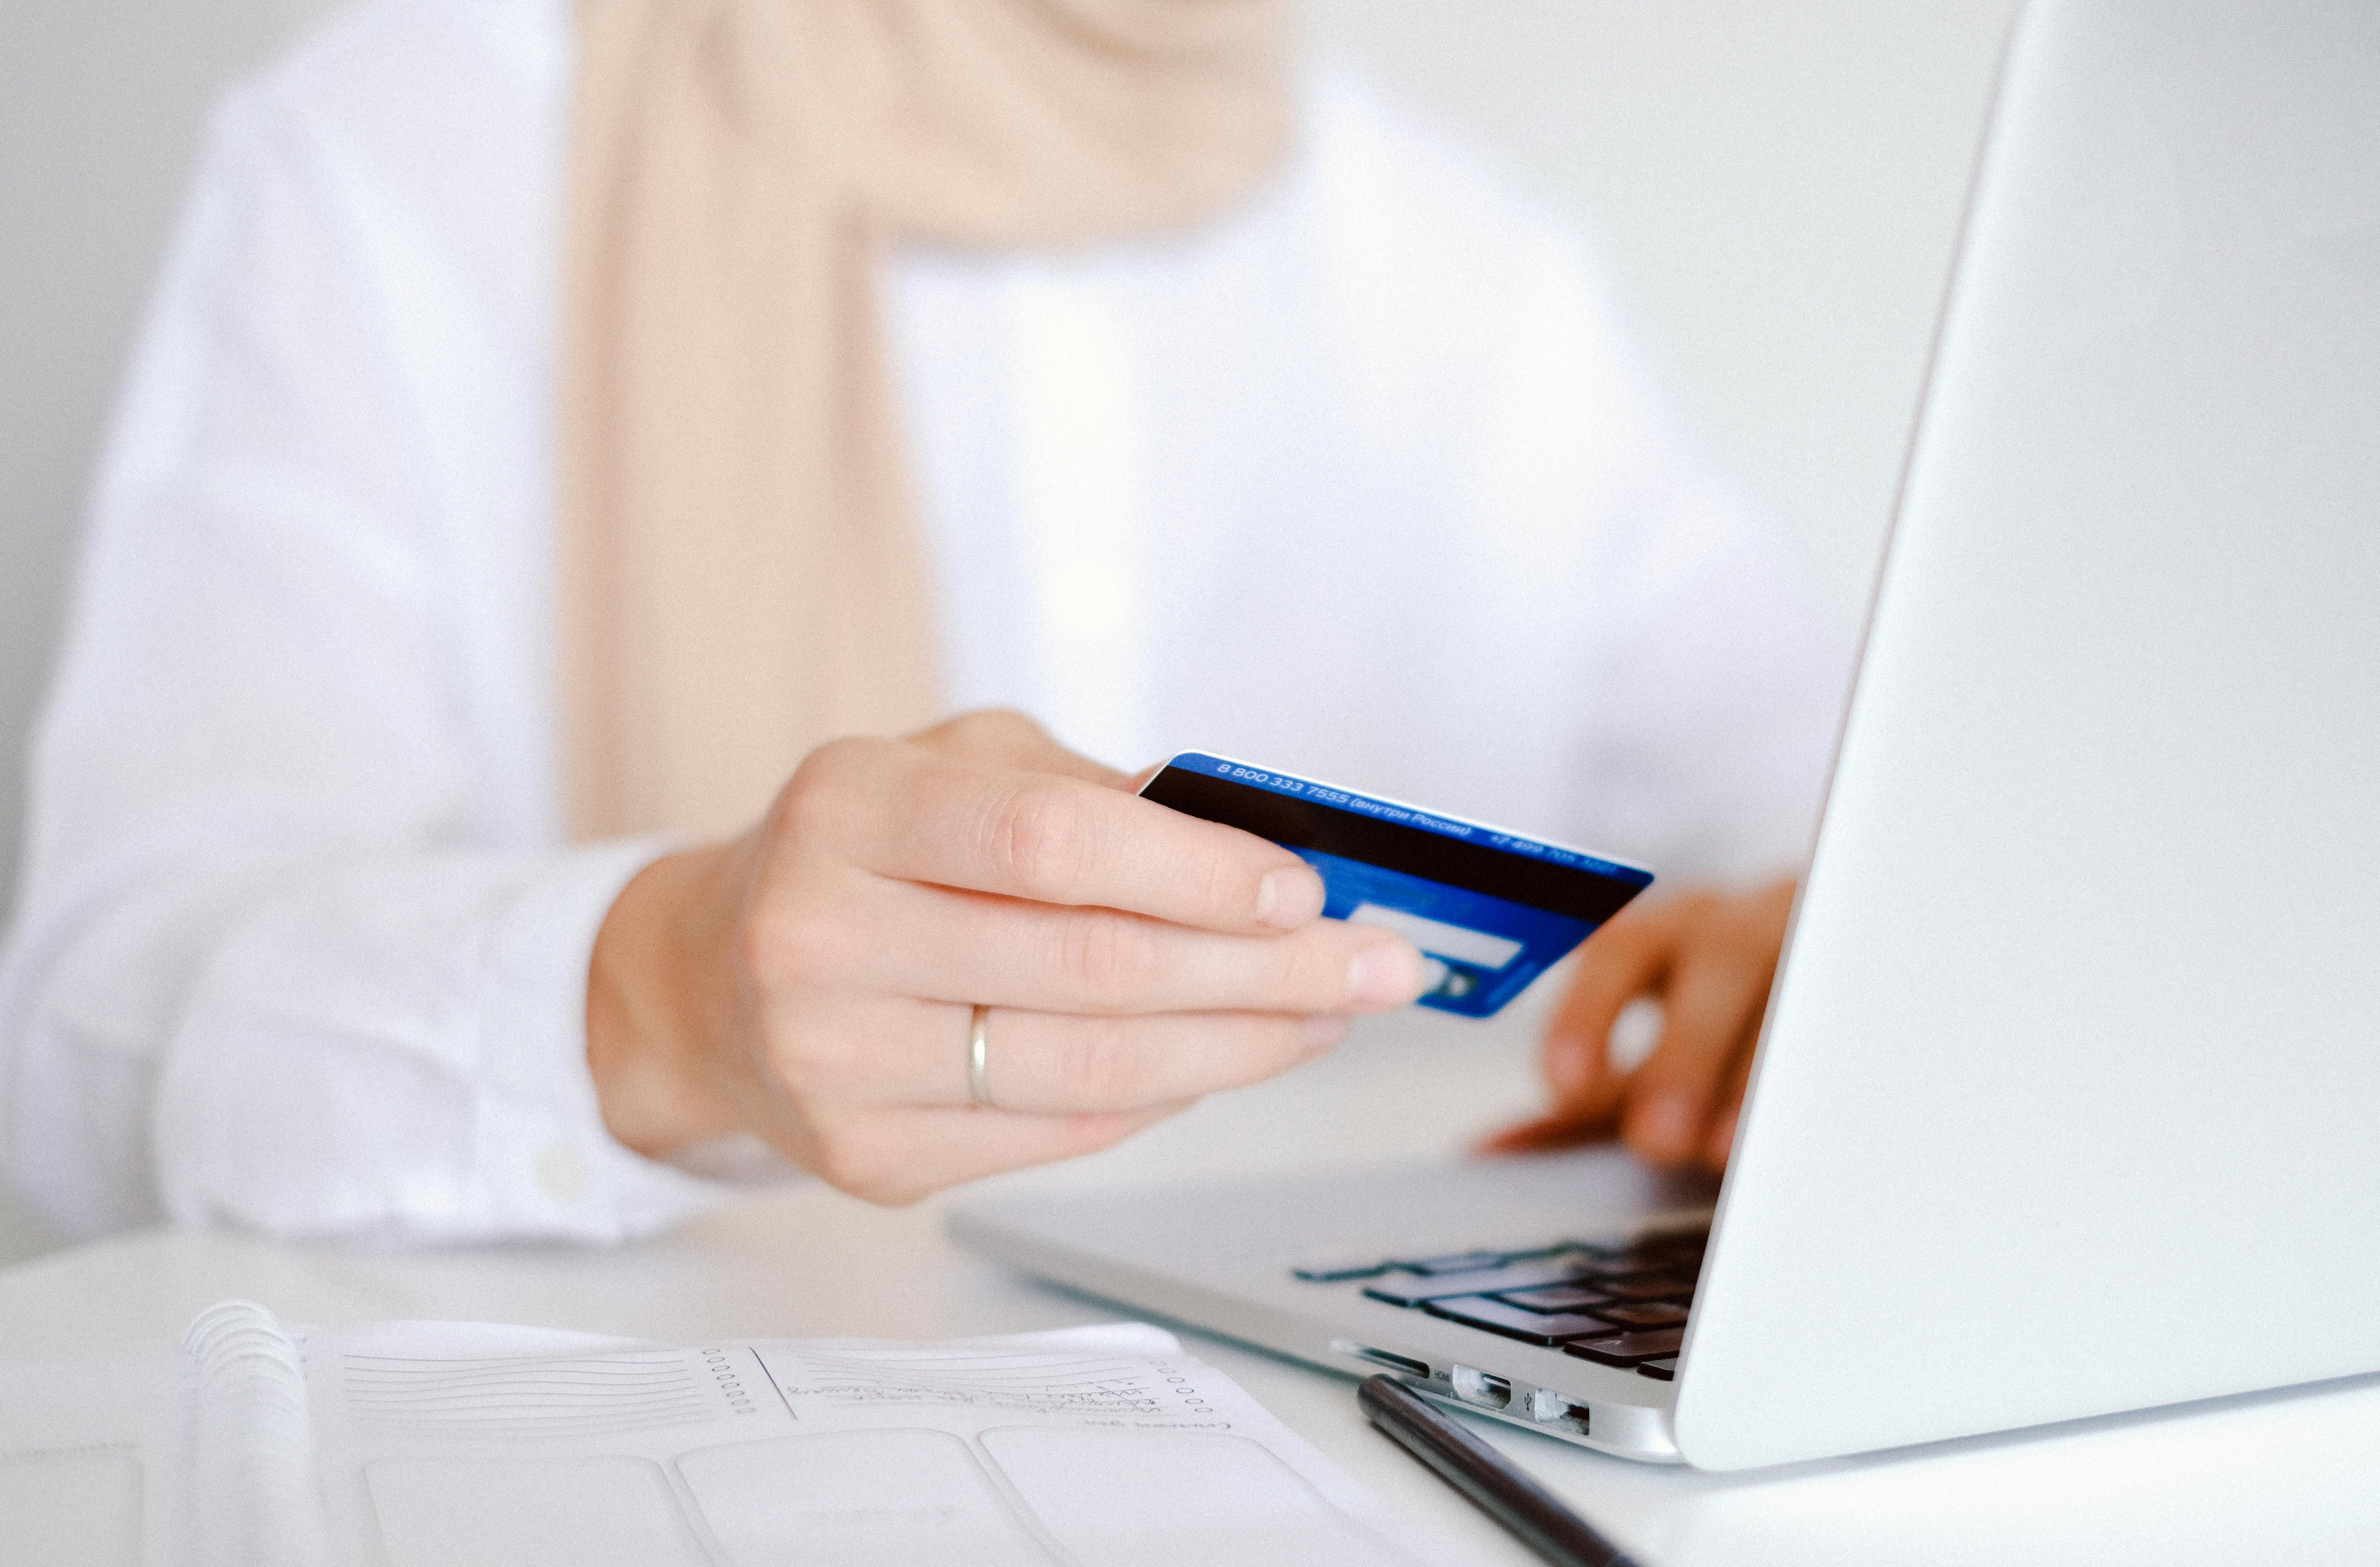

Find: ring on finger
<box><xmin>967</xmin><ymin>1004</ymin><xmax>996</xmax><ymax>1110</ymax></box>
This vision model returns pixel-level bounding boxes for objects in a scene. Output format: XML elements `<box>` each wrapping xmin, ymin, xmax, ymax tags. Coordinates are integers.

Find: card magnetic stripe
<box><xmin>1137</xmin><ymin>768</ymin><xmax>1646</xmax><ymax>926</ymax></box>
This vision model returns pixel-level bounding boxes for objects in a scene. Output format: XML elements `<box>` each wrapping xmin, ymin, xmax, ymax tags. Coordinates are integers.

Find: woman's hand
<box><xmin>1485</xmin><ymin>880</ymin><xmax>1796</xmax><ymax>1173</ymax></box>
<box><xmin>586</xmin><ymin>711</ymin><xmax>1426</xmax><ymax>1202</ymax></box>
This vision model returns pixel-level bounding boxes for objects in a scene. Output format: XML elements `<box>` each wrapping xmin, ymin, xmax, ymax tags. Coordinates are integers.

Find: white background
<box><xmin>0</xmin><ymin>0</ymin><xmax>2022</xmax><ymax>1262</ymax></box>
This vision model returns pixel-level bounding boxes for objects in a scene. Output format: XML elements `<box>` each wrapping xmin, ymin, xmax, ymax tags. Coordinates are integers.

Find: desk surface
<box><xmin>5</xmin><ymin>1007</ymin><xmax>2376</xmax><ymax>1566</ymax></box>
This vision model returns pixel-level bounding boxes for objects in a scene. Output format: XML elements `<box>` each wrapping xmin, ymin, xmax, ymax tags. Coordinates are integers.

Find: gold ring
<box><xmin>967</xmin><ymin>1004</ymin><xmax>995</xmax><ymax>1110</ymax></box>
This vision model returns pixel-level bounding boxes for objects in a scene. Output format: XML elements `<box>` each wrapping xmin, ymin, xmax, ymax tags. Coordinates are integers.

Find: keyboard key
<box><xmin>1591</xmin><ymin>1300</ymin><xmax>1691</xmax><ymax>1329</ymax></box>
<box><xmin>1301</xmin><ymin>1233</ymin><xmax>1701</xmax><ymax>1290</ymax></box>
<box><xmin>1569</xmin><ymin>1226</ymin><xmax>1707</xmax><ymax>1258</ymax></box>
<box><xmin>1422</xmin><ymin>1296</ymin><xmax>1631</xmax><ymax>1347</ymax></box>
<box><xmin>1590</xmin><ymin>1274</ymin><xmax>1696</xmax><ymax>1302</ymax></box>
<box><xmin>1564</xmin><ymin>1328</ymin><xmax>1687</xmax><ymax>1367</ymax></box>
<box><xmin>1577</xmin><ymin>1254</ymin><xmax>1689</xmax><ymax>1282</ymax></box>
<box><xmin>1400</xmin><ymin>1251</ymin><xmax>1516</xmax><ymax>1277</ymax></box>
<box><xmin>1364</xmin><ymin>1279</ymin><xmax>1483</xmax><ymax>1307</ymax></box>
<box><xmin>1290</xmin><ymin>1259</ymin><xmax>1392</xmax><ymax>1283</ymax></box>
<box><xmin>1361</xmin><ymin>1255</ymin><xmax>1597</xmax><ymax>1308</ymax></box>
<box><xmin>1564</xmin><ymin>1238</ymin><xmax>1631</xmax><ymax>1257</ymax></box>
<box><xmin>1490</xmin><ymin>1244</ymin><xmax>1581</xmax><ymax>1266</ymax></box>
<box><xmin>1496</xmin><ymin>1284</ymin><xmax>1614</xmax><ymax>1314</ymax></box>
<box><xmin>1635</xmin><ymin>1357</ymin><xmax>1680</xmax><ymax>1382</ymax></box>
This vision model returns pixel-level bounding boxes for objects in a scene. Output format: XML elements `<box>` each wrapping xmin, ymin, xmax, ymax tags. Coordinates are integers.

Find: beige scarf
<box><xmin>561</xmin><ymin>0</ymin><xmax>1289</xmax><ymax>841</ymax></box>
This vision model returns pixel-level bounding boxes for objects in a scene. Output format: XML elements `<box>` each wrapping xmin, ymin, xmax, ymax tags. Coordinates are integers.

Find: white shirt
<box><xmin>0</xmin><ymin>0</ymin><xmax>1848</xmax><ymax>1246</ymax></box>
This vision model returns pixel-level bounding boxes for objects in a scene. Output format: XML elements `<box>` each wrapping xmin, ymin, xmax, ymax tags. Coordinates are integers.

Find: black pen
<box><xmin>1359</xmin><ymin>1375</ymin><xmax>1640</xmax><ymax>1567</ymax></box>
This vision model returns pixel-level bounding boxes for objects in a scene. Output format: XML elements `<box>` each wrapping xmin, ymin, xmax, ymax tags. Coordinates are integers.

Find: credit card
<box><xmin>1139</xmin><ymin>752</ymin><xmax>1653</xmax><ymax>1017</ymax></box>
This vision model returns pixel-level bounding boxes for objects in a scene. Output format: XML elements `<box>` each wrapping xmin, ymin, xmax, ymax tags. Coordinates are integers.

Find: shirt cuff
<box><xmin>469</xmin><ymin>837</ymin><xmax>748</xmax><ymax>1243</ymax></box>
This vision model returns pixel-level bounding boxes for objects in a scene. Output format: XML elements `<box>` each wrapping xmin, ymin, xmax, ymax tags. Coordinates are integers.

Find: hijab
<box><xmin>561</xmin><ymin>0</ymin><xmax>1289</xmax><ymax>838</ymax></box>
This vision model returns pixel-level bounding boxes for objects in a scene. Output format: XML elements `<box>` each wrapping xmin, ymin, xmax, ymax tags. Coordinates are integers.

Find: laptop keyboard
<box><xmin>1292</xmin><ymin>1227</ymin><xmax>1707</xmax><ymax>1382</ymax></box>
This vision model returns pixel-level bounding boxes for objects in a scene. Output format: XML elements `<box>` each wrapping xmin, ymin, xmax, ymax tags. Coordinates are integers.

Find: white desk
<box><xmin>5</xmin><ymin>1008</ymin><xmax>2377</xmax><ymax>1565</ymax></box>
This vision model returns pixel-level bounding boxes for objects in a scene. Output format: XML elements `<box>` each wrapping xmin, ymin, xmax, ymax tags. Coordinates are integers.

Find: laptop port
<box><xmin>1450</xmin><ymin>1366</ymin><xmax>1512</xmax><ymax>1410</ymax></box>
<box><xmin>1529</xmin><ymin>1388</ymin><xmax>1590</xmax><ymax>1434</ymax></box>
<box><xmin>1334</xmin><ymin>1341</ymin><xmax>1429</xmax><ymax>1379</ymax></box>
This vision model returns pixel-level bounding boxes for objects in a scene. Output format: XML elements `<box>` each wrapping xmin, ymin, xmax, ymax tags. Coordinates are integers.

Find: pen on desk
<box><xmin>1359</xmin><ymin>1375</ymin><xmax>1640</xmax><ymax>1567</ymax></box>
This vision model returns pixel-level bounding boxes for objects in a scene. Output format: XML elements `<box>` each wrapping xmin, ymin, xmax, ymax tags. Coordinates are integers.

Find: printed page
<box><xmin>307</xmin><ymin>1318</ymin><xmax>1475</xmax><ymax>1567</ymax></box>
<box><xmin>0</xmin><ymin>1298</ymin><xmax>322</xmax><ymax>1567</ymax></box>
<box><xmin>0</xmin><ymin>1349</ymin><xmax>173</xmax><ymax>1567</ymax></box>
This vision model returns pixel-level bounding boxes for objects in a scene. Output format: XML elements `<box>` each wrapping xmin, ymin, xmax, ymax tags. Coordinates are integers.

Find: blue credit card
<box><xmin>1139</xmin><ymin>753</ymin><xmax>1654</xmax><ymax>1017</ymax></box>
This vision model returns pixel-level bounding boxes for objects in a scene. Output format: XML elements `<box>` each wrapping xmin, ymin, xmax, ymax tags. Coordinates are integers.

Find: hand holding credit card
<box><xmin>1140</xmin><ymin>753</ymin><xmax>1653</xmax><ymax>1017</ymax></box>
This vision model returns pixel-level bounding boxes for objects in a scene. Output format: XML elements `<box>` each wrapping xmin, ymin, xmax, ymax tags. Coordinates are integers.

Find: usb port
<box><xmin>1529</xmin><ymin>1388</ymin><xmax>1590</xmax><ymax>1433</ymax></box>
<box><xmin>1335</xmin><ymin>1341</ymin><xmax>1429</xmax><ymax>1378</ymax></box>
<box><xmin>1450</xmin><ymin>1366</ymin><xmax>1512</xmax><ymax>1410</ymax></box>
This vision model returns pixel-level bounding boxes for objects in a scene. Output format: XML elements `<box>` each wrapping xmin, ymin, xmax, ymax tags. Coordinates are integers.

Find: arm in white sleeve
<box><xmin>1570</xmin><ymin>458</ymin><xmax>1856</xmax><ymax>889</ymax></box>
<box><xmin>1442</xmin><ymin>167</ymin><xmax>1855</xmax><ymax>884</ymax></box>
<box><xmin>0</xmin><ymin>81</ymin><xmax>720</xmax><ymax>1244</ymax></box>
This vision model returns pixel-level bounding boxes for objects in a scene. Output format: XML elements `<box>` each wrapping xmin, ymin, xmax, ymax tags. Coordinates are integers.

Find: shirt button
<box><xmin>535</xmin><ymin>1145</ymin><xmax>590</xmax><ymax>1202</ymax></box>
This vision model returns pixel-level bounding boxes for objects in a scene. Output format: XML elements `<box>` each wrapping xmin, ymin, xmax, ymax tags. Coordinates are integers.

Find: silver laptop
<box><xmin>951</xmin><ymin>0</ymin><xmax>2380</xmax><ymax>1469</ymax></box>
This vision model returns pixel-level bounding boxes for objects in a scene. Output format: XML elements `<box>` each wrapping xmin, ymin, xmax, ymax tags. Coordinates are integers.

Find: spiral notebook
<box><xmin>0</xmin><ymin>1301</ymin><xmax>1471</xmax><ymax>1567</ymax></box>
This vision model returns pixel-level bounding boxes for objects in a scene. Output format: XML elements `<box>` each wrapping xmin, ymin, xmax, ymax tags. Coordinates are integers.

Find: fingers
<box><xmin>1618</xmin><ymin>945</ymin><xmax>1765</xmax><ymax>1165</ymax></box>
<box><xmin>1698</xmin><ymin>1025</ymin><xmax>1762</xmax><ymax>1168</ymax></box>
<box><xmin>792</xmin><ymin>1000</ymin><xmax>1351</xmax><ymax>1115</ymax></box>
<box><xmin>1477</xmin><ymin>1108</ymin><xmax>1624</xmax><ymax>1155</ymax></box>
<box><xmin>1618</xmin><ymin>884</ymin><xmax>1794</xmax><ymax>1170</ymax></box>
<box><xmin>1481</xmin><ymin>915</ymin><xmax>1675</xmax><ymax>1158</ymax></box>
<box><xmin>1488</xmin><ymin>882</ymin><xmax>1797</xmax><ymax>1173</ymax></box>
<box><xmin>979</xmin><ymin>1007</ymin><xmax>1349</xmax><ymax>1115</ymax></box>
<box><xmin>1539</xmin><ymin>909</ymin><xmax>1679</xmax><ymax>1115</ymax></box>
<box><xmin>956</xmin><ymin>876</ymin><xmax>1418</xmax><ymax>1014</ymax></box>
<box><xmin>794</xmin><ymin>879</ymin><xmax>1424</xmax><ymax>1017</ymax></box>
<box><xmin>777</xmin><ymin>737</ymin><xmax>1329</xmax><ymax>936</ymax></box>
<box><xmin>1702</xmin><ymin>1095</ymin><xmax>1746</xmax><ymax>1170</ymax></box>
<box><xmin>794</xmin><ymin>1102</ymin><xmax>1189</xmax><ymax>1206</ymax></box>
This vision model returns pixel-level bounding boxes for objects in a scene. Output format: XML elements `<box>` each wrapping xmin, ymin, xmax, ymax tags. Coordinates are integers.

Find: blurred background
<box><xmin>0</xmin><ymin>0</ymin><xmax>2021</xmax><ymax>1264</ymax></box>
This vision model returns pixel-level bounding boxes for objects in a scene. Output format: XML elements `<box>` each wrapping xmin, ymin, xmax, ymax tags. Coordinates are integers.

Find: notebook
<box><xmin>0</xmin><ymin>1300</ymin><xmax>1472</xmax><ymax>1567</ymax></box>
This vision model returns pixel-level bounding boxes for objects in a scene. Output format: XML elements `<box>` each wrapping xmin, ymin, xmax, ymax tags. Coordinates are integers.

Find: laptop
<box><xmin>951</xmin><ymin>0</ymin><xmax>2380</xmax><ymax>1469</ymax></box>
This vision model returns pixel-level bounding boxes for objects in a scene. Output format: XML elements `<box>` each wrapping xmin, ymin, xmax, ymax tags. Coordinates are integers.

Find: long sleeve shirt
<box><xmin>0</xmin><ymin>0</ymin><xmax>1850</xmax><ymax>1247</ymax></box>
